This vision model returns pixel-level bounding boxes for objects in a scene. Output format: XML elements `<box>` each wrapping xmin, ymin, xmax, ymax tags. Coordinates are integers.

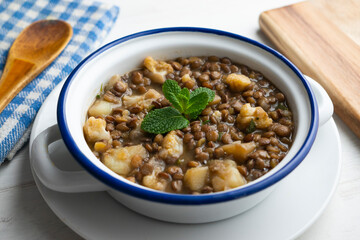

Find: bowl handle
<box><xmin>305</xmin><ymin>76</ymin><xmax>333</xmax><ymax>126</ymax></box>
<box><xmin>31</xmin><ymin>124</ymin><xmax>108</xmax><ymax>192</ymax></box>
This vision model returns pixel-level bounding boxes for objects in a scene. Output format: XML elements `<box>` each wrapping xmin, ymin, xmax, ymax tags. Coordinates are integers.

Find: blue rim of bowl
<box><xmin>58</xmin><ymin>27</ymin><xmax>319</xmax><ymax>205</ymax></box>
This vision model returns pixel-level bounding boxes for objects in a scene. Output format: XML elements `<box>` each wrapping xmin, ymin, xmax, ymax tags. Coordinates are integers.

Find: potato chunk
<box><xmin>221</xmin><ymin>141</ymin><xmax>256</xmax><ymax>162</ymax></box>
<box><xmin>159</xmin><ymin>130</ymin><xmax>183</xmax><ymax>161</ymax></box>
<box><xmin>144</xmin><ymin>89</ymin><xmax>162</xmax><ymax>100</ymax></box>
<box><xmin>143</xmin><ymin>56</ymin><xmax>174</xmax><ymax>84</ymax></box>
<box><xmin>102</xmin><ymin>145</ymin><xmax>148</xmax><ymax>175</ymax></box>
<box><xmin>122</xmin><ymin>95</ymin><xmax>143</xmax><ymax>107</ymax></box>
<box><xmin>225</xmin><ymin>73</ymin><xmax>251</xmax><ymax>92</ymax></box>
<box><xmin>83</xmin><ymin>117</ymin><xmax>111</xmax><ymax>143</ymax></box>
<box><xmin>123</xmin><ymin>89</ymin><xmax>162</xmax><ymax>111</ymax></box>
<box><xmin>184</xmin><ymin>167</ymin><xmax>209</xmax><ymax>192</ymax></box>
<box><xmin>210</xmin><ymin>160</ymin><xmax>246</xmax><ymax>192</ymax></box>
<box><xmin>142</xmin><ymin>158</ymin><xmax>168</xmax><ymax>191</ymax></box>
<box><xmin>236</xmin><ymin>103</ymin><xmax>273</xmax><ymax>129</ymax></box>
<box><xmin>143</xmin><ymin>173</ymin><xmax>168</xmax><ymax>191</ymax></box>
<box><xmin>88</xmin><ymin>100</ymin><xmax>113</xmax><ymax>117</ymax></box>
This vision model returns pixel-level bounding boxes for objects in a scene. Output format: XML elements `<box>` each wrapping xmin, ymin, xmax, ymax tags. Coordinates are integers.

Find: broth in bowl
<box><xmin>83</xmin><ymin>56</ymin><xmax>294</xmax><ymax>194</ymax></box>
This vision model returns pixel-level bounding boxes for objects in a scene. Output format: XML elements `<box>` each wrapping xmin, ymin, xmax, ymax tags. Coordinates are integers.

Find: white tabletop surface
<box><xmin>1</xmin><ymin>0</ymin><xmax>359</xmax><ymax>239</ymax></box>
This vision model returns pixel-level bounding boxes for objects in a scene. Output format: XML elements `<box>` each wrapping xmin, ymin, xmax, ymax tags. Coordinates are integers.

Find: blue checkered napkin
<box><xmin>0</xmin><ymin>0</ymin><xmax>119</xmax><ymax>164</ymax></box>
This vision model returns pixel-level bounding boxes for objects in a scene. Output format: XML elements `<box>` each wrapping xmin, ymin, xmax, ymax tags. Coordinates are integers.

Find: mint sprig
<box><xmin>141</xmin><ymin>107</ymin><xmax>189</xmax><ymax>134</ymax></box>
<box><xmin>141</xmin><ymin>80</ymin><xmax>215</xmax><ymax>134</ymax></box>
<box><xmin>163</xmin><ymin>79</ymin><xmax>182</xmax><ymax>111</ymax></box>
<box><xmin>178</xmin><ymin>88</ymin><xmax>190</xmax><ymax>112</ymax></box>
<box><xmin>190</xmin><ymin>87</ymin><xmax>215</xmax><ymax>103</ymax></box>
<box><xmin>186</xmin><ymin>92</ymin><xmax>208</xmax><ymax>119</ymax></box>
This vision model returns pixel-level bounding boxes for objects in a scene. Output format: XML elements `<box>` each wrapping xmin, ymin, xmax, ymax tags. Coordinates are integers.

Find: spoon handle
<box><xmin>0</xmin><ymin>57</ymin><xmax>36</xmax><ymax>113</ymax></box>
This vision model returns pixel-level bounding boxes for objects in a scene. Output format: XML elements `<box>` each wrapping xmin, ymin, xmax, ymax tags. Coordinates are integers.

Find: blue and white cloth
<box><xmin>0</xmin><ymin>0</ymin><xmax>119</xmax><ymax>164</ymax></box>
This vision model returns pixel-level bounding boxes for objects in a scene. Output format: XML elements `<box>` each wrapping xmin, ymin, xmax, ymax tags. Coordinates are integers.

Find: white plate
<box><xmin>29</xmin><ymin>82</ymin><xmax>341</xmax><ymax>240</ymax></box>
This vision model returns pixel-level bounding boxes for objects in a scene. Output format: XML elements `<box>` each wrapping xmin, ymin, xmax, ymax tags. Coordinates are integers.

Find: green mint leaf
<box><xmin>218</xmin><ymin>132</ymin><xmax>224</xmax><ymax>141</ymax></box>
<box><xmin>276</xmin><ymin>103</ymin><xmax>288</xmax><ymax>110</ymax></box>
<box><xmin>143</xmin><ymin>80</ymin><xmax>216</xmax><ymax>134</ymax></box>
<box><xmin>179</xmin><ymin>87</ymin><xmax>190</xmax><ymax>99</ymax></box>
<box><xmin>141</xmin><ymin>107</ymin><xmax>189</xmax><ymax>134</ymax></box>
<box><xmin>163</xmin><ymin>79</ymin><xmax>181</xmax><ymax>95</ymax></box>
<box><xmin>185</xmin><ymin>92</ymin><xmax>209</xmax><ymax>119</ymax></box>
<box><xmin>178</xmin><ymin>88</ymin><xmax>190</xmax><ymax>111</ymax></box>
<box><xmin>190</xmin><ymin>87</ymin><xmax>215</xmax><ymax>103</ymax></box>
<box><xmin>162</xmin><ymin>80</ymin><xmax>182</xmax><ymax>112</ymax></box>
<box><xmin>167</xmin><ymin>92</ymin><xmax>183</xmax><ymax>112</ymax></box>
<box><xmin>186</xmin><ymin>92</ymin><xmax>208</xmax><ymax>113</ymax></box>
<box><xmin>178</xmin><ymin>95</ymin><xmax>189</xmax><ymax>112</ymax></box>
<box><xmin>176</xmin><ymin>159</ymin><xmax>184</xmax><ymax>166</ymax></box>
<box><xmin>202</xmin><ymin>119</ymin><xmax>210</xmax><ymax>125</ymax></box>
<box><xmin>96</xmin><ymin>83</ymin><xmax>104</xmax><ymax>99</ymax></box>
<box><xmin>246</xmin><ymin>119</ymin><xmax>256</xmax><ymax>133</ymax></box>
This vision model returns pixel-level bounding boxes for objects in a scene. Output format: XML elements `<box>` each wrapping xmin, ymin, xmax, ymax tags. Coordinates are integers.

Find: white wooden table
<box><xmin>1</xmin><ymin>0</ymin><xmax>359</xmax><ymax>239</ymax></box>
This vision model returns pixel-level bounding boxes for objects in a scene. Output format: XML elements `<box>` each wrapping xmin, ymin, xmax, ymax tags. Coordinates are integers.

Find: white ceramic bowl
<box><xmin>31</xmin><ymin>28</ymin><xmax>333</xmax><ymax>223</ymax></box>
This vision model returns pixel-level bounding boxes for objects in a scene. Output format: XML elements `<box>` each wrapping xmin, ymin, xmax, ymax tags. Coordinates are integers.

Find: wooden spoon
<box><xmin>0</xmin><ymin>19</ymin><xmax>72</xmax><ymax>113</ymax></box>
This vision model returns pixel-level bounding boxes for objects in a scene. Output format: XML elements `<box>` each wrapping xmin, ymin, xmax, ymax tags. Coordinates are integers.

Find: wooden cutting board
<box><xmin>259</xmin><ymin>0</ymin><xmax>360</xmax><ymax>138</ymax></box>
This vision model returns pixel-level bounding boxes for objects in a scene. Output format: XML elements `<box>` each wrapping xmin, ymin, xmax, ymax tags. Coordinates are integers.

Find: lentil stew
<box><xmin>83</xmin><ymin>56</ymin><xmax>294</xmax><ymax>194</ymax></box>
